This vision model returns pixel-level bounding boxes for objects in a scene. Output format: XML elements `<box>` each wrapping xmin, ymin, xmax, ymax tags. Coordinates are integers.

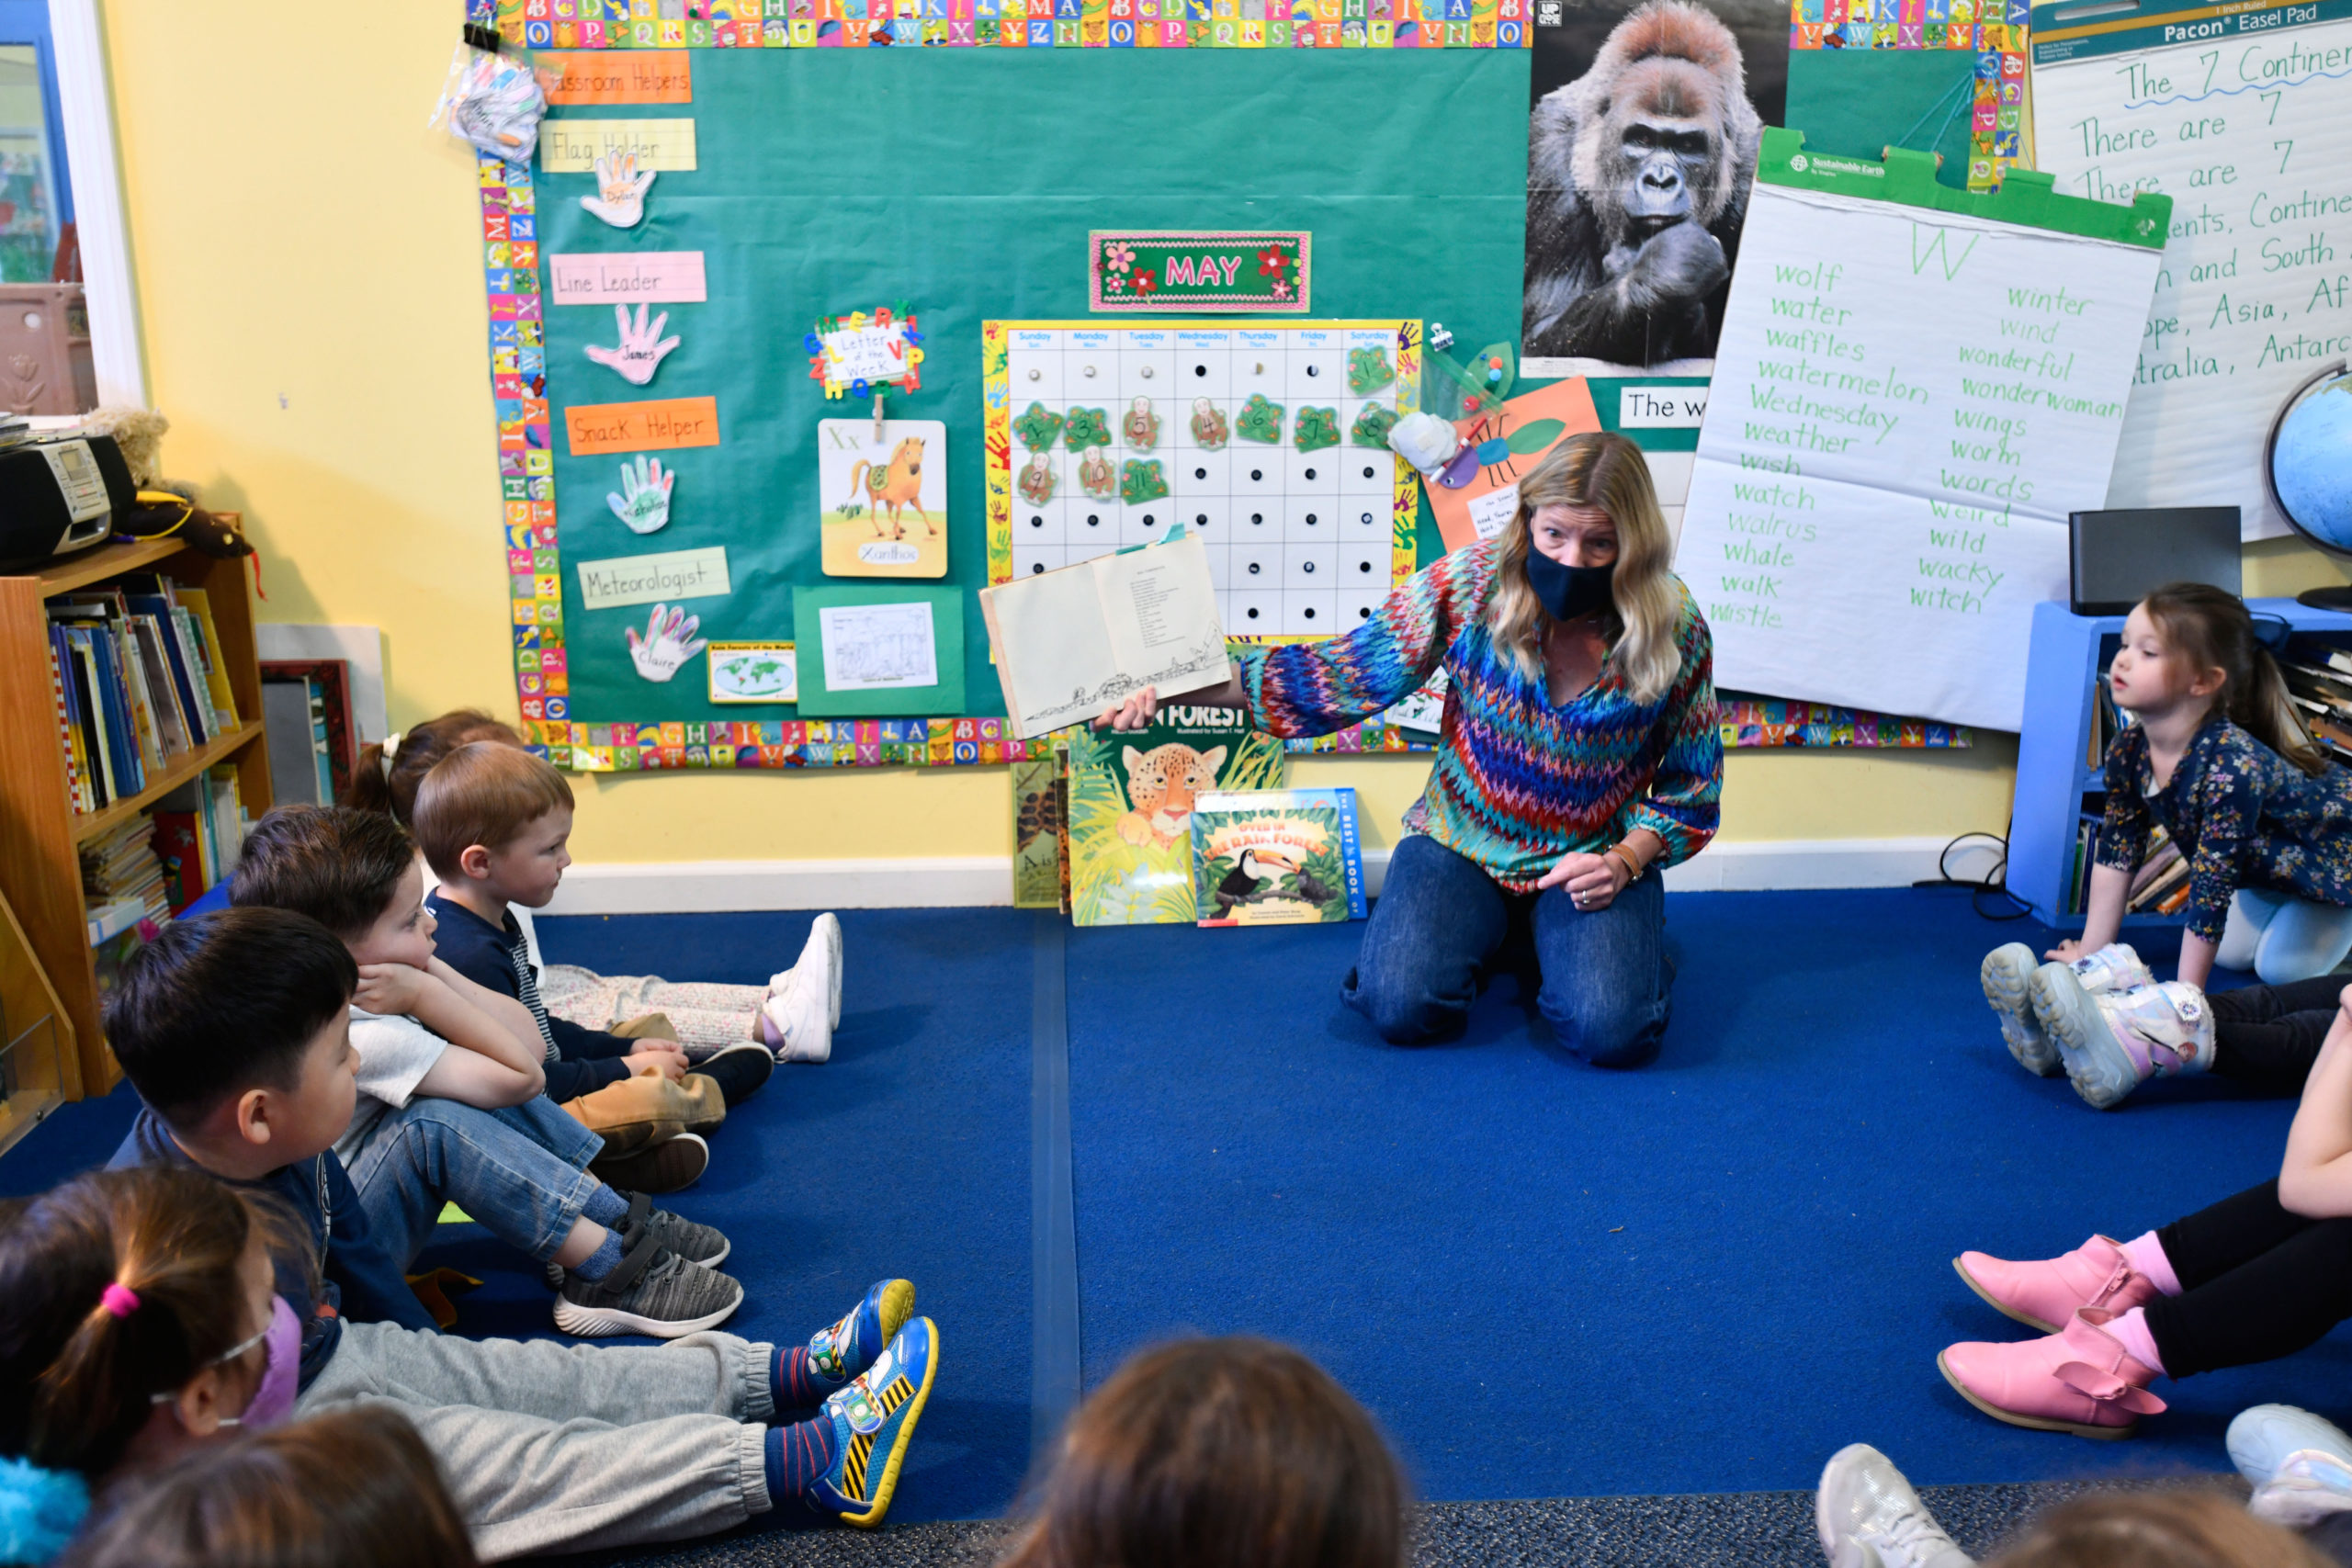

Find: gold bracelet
<box><xmin>1606</xmin><ymin>843</ymin><xmax>1643</xmax><ymax>883</ymax></box>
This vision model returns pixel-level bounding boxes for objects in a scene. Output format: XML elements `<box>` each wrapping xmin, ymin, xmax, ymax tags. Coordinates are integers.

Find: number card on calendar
<box><xmin>983</xmin><ymin>320</ymin><xmax>1421</xmax><ymax>644</ymax></box>
<box><xmin>1676</xmin><ymin>131</ymin><xmax>2169</xmax><ymax>731</ymax></box>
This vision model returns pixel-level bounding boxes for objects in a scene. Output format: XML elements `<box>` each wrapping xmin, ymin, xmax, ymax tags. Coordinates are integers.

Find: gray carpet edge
<box><xmin>575</xmin><ymin>1475</ymin><xmax>2248</xmax><ymax>1567</ymax></box>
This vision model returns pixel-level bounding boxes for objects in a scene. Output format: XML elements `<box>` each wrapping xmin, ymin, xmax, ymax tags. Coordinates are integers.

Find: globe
<box><xmin>2267</xmin><ymin>364</ymin><xmax>2352</xmax><ymax>610</ymax></box>
<box><xmin>2274</xmin><ymin>369</ymin><xmax>2352</xmax><ymax>552</ymax></box>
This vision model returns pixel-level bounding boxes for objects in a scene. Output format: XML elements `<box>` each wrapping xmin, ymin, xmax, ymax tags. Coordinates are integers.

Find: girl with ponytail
<box><xmin>0</xmin><ymin>1168</ymin><xmax>294</xmax><ymax>1563</ymax></box>
<box><xmin>1982</xmin><ymin>582</ymin><xmax>2352</xmax><ymax>1110</ymax></box>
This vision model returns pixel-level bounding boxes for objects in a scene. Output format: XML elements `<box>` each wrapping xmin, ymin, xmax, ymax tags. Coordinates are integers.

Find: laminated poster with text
<box><xmin>1675</xmin><ymin>130</ymin><xmax>2170</xmax><ymax>732</ymax></box>
<box><xmin>2030</xmin><ymin>0</ymin><xmax>2352</xmax><ymax>541</ymax></box>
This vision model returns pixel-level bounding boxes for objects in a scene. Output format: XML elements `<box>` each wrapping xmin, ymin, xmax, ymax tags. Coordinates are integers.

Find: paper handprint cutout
<box><xmin>605</xmin><ymin>455</ymin><xmax>674</xmax><ymax>535</ymax></box>
<box><xmin>627</xmin><ymin>603</ymin><xmax>707</xmax><ymax>682</ymax></box>
<box><xmin>585</xmin><ymin>302</ymin><xmax>681</xmax><ymax>387</ymax></box>
<box><xmin>581</xmin><ymin>150</ymin><xmax>654</xmax><ymax>229</ymax></box>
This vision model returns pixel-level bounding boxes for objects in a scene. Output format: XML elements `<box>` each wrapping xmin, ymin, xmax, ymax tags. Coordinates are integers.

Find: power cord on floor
<box><xmin>1912</xmin><ymin>830</ymin><xmax>2033</xmax><ymax>922</ymax></box>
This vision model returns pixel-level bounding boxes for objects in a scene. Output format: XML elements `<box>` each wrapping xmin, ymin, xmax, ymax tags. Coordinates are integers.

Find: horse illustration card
<box><xmin>818</xmin><ymin>418</ymin><xmax>949</xmax><ymax>579</ymax></box>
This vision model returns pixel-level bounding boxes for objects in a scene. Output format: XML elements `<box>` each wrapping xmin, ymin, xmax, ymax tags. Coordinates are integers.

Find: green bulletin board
<box><xmin>521</xmin><ymin>49</ymin><xmax>1532</xmax><ymax>764</ymax></box>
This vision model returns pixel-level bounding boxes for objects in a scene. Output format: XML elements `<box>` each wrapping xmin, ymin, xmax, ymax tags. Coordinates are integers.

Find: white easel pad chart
<box><xmin>985</xmin><ymin>321</ymin><xmax>1419</xmax><ymax>640</ymax></box>
<box><xmin>2032</xmin><ymin>8</ymin><xmax>2352</xmax><ymax>539</ymax></box>
<box><xmin>1678</xmin><ymin>174</ymin><xmax>2164</xmax><ymax>731</ymax></box>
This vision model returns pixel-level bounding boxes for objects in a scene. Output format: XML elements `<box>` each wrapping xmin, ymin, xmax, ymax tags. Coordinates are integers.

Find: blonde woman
<box><xmin>1101</xmin><ymin>434</ymin><xmax>1721</xmax><ymax>1065</ymax></box>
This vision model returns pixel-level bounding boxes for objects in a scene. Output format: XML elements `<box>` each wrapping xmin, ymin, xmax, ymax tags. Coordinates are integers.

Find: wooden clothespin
<box><xmin>874</xmin><ymin>387</ymin><xmax>886</xmax><ymax>444</ymax></box>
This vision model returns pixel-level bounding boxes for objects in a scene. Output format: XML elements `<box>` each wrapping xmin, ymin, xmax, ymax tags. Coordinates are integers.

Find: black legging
<box><xmin>2149</xmin><ymin>1179</ymin><xmax>2352</xmax><ymax>1378</ymax></box>
<box><xmin>2211</xmin><ymin>976</ymin><xmax>2346</xmax><ymax>1096</ymax></box>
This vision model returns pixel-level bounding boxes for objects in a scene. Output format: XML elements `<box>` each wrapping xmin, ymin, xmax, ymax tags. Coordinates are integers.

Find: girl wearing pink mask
<box><xmin>0</xmin><ymin>1167</ymin><xmax>299</xmax><ymax>1562</ymax></box>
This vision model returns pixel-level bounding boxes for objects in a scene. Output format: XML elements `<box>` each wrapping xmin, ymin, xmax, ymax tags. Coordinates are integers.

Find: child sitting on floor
<box><xmin>1004</xmin><ymin>1337</ymin><xmax>1405</xmax><ymax>1568</ymax></box>
<box><xmin>0</xmin><ymin>1166</ymin><xmax>291</xmax><ymax>1562</ymax></box>
<box><xmin>345</xmin><ymin>710</ymin><xmax>840</xmax><ymax>1058</ymax></box>
<box><xmin>61</xmin><ymin>1405</ymin><xmax>481</xmax><ymax>1568</ymax></box>
<box><xmin>229</xmin><ymin>806</ymin><xmax>750</xmax><ymax>1333</ymax></box>
<box><xmin>1981</xmin><ymin>583</ymin><xmax>2352</xmax><ymax>1109</ymax></box>
<box><xmin>1940</xmin><ymin>978</ymin><xmax>2352</xmax><ymax>1439</ymax></box>
<box><xmin>89</xmin><ymin>917</ymin><xmax>938</xmax><ymax>1555</ymax></box>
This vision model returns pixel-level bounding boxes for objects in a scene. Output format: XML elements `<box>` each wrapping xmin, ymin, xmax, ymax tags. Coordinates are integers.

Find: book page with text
<box><xmin>1097</xmin><ymin>533</ymin><xmax>1230</xmax><ymax>705</ymax></box>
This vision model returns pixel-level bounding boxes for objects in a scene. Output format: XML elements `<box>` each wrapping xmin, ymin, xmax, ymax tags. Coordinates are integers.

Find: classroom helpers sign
<box><xmin>1677</xmin><ymin>132</ymin><xmax>2168</xmax><ymax>730</ymax></box>
<box><xmin>2030</xmin><ymin>0</ymin><xmax>2352</xmax><ymax>540</ymax></box>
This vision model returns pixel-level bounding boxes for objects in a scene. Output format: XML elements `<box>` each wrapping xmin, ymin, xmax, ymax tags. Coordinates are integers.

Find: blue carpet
<box><xmin>9</xmin><ymin>891</ymin><xmax>2334</xmax><ymax>1530</ymax></box>
<box><xmin>1065</xmin><ymin>888</ymin><xmax>2335</xmax><ymax>1502</ymax></box>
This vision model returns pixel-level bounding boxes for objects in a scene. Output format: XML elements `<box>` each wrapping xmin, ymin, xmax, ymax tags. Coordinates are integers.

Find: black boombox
<box><xmin>0</xmin><ymin>434</ymin><xmax>137</xmax><ymax>566</ymax></box>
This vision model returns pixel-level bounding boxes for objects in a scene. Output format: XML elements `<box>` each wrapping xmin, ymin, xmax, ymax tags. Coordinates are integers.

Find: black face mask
<box><xmin>1524</xmin><ymin>547</ymin><xmax>1615</xmax><ymax>622</ymax></box>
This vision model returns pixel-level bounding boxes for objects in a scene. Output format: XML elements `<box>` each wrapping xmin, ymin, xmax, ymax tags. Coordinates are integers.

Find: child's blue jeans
<box><xmin>1343</xmin><ymin>833</ymin><xmax>1673</xmax><ymax>1066</ymax></box>
<box><xmin>343</xmin><ymin>1092</ymin><xmax>608</xmax><ymax>1269</ymax></box>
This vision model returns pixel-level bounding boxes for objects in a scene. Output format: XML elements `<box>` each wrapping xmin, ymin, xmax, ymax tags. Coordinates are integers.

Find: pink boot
<box><xmin>1939</xmin><ymin>1307</ymin><xmax>2166</xmax><ymax>1439</ymax></box>
<box><xmin>1952</xmin><ymin>1235</ymin><xmax>2158</xmax><ymax>1334</ymax></box>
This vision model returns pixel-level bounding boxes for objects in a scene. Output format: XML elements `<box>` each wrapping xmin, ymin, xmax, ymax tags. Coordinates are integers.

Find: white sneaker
<box><xmin>1816</xmin><ymin>1445</ymin><xmax>1974</xmax><ymax>1568</ymax></box>
<box><xmin>763</xmin><ymin>965</ymin><xmax>832</xmax><ymax>1063</ymax></box>
<box><xmin>2252</xmin><ymin>1450</ymin><xmax>2352</xmax><ymax>1529</ymax></box>
<box><xmin>770</xmin><ymin>911</ymin><xmax>843</xmax><ymax>1031</ymax></box>
<box><xmin>2231</xmin><ymin>1404</ymin><xmax>2352</xmax><ymax>1485</ymax></box>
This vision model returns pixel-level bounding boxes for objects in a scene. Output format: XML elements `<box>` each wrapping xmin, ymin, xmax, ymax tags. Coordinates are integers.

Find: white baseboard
<box><xmin>540</xmin><ymin>837</ymin><xmax>2000</xmax><ymax>915</ymax></box>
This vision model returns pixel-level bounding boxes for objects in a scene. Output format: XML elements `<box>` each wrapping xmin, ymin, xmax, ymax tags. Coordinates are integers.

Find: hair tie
<box><xmin>380</xmin><ymin>731</ymin><xmax>404</xmax><ymax>776</ymax></box>
<box><xmin>99</xmin><ymin>1283</ymin><xmax>140</xmax><ymax>1319</ymax></box>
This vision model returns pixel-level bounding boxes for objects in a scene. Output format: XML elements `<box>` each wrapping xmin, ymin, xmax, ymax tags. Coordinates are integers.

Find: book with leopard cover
<box><xmin>978</xmin><ymin>528</ymin><xmax>1232</xmax><ymax>740</ymax></box>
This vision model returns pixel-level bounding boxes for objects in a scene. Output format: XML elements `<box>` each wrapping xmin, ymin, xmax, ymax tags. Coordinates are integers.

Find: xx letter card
<box><xmin>2030</xmin><ymin>0</ymin><xmax>2352</xmax><ymax>540</ymax></box>
<box><xmin>1676</xmin><ymin>131</ymin><xmax>2170</xmax><ymax>731</ymax></box>
<box><xmin>819</xmin><ymin>419</ymin><xmax>949</xmax><ymax>579</ymax></box>
<box><xmin>1090</xmin><ymin>231</ymin><xmax>1311</xmax><ymax>313</ymax></box>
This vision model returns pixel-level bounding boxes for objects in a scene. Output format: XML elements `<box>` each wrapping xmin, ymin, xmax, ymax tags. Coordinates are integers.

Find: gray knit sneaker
<box><xmin>544</xmin><ymin>1192</ymin><xmax>730</xmax><ymax>1290</ymax></box>
<box><xmin>554</xmin><ymin>1230</ymin><xmax>743</xmax><ymax>1338</ymax></box>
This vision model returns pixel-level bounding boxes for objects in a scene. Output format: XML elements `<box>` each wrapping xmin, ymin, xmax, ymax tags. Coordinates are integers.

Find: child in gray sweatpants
<box><xmin>300</xmin><ymin>1325</ymin><xmax>775</xmax><ymax>1559</ymax></box>
<box><xmin>104</xmin><ymin>908</ymin><xmax>939</xmax><ymax>1559</ymax></box>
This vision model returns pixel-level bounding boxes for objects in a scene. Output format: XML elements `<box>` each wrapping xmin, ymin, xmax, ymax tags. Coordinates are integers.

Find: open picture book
<box><xmin>978</xmin><ymin>529</ymin><xmax>1231</xmax><ymax>740</ymax></box>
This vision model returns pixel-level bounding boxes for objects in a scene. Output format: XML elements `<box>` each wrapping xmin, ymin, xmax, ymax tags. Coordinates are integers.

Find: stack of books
<box><xmin>2126</xmin><ymin>824</ymin><xmax>2191</xmax><ymax>915</ymax></box>
<box><xmin>2279</xmin><ymin>648</ymin><xmax>2352</xmax><ymax>765</ymax></box>
<box><xmin>45</xmin><ymin>574</ymin><xmax>241</xmax><ymax>814</ymax></box>
<box><xmin>79</xmin><ymin>816</ymin><xmax>170</xmax><ymax>928</ymax></box>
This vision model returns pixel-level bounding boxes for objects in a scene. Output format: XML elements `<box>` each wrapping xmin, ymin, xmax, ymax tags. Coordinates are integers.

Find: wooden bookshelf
<box><xmin>0</xmin><ymin>532</ymin><xmax>272</xmax><ymax>1100</ymax></box>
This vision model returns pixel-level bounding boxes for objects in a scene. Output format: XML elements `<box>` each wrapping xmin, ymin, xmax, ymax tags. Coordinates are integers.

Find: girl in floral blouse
<box><xmin>1984</xmin><ymin>582</ymin><xmax>2352</xmax><ymax>1109</ymax></box>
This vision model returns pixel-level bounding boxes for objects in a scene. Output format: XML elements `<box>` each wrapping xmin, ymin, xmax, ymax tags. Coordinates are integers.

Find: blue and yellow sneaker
<box><xmin>809</xmin><ymin>1279</ymin><xmax>916</xmax><ymax>1383</ymax></box>
<box><xmin>810</xmin><ymin>1316</ymin><xmax>938</xmax><ymax>1529</ymax></box>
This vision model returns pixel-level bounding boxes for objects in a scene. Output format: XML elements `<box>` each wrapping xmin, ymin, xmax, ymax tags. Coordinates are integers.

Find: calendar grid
<box><xmin>984</xmin><ymin>319</ymin><xmax>1421</xmax><ymax>642</ymax></box>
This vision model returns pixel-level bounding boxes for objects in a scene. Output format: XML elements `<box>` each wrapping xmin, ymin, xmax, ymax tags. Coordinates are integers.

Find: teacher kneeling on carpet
<box><xmin>1099</xmin><ymin>432</ymin><xmax>1722</xmax><ymax>1065</ymax></box>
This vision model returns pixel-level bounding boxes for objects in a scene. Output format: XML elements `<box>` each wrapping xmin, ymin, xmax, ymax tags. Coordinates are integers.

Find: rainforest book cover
<box><xmin>1065</xmin><ymin>709</ymin><xmax>1285</xmax><ymax>927</ymax></box>
<box><xmin>1190</xmin><ymin>787</ymin><xmax>1366</xmax><ymax>928</ymax></box>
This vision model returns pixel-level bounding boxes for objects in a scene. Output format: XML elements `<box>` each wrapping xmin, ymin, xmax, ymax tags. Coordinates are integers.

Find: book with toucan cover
<box><xmin>1190</xmin><ymin>787</ymin><xmax>1365</xmax><ymax>928</ymax></box>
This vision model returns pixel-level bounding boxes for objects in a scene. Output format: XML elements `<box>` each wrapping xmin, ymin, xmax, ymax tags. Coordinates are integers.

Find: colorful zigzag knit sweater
<box><xmin>1232</xmin><ymin>539</ymin><xmax>1722</xmax><ymax>892</ymax></box>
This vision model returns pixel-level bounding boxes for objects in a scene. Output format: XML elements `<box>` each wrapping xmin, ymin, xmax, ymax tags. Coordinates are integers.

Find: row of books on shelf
<box><xmin>79</xmin><ymin>770</ymin><xmax>251</xmax><ymax>936</ymax></box>
<box><xmin>2280</xmin><ymin>646</ymin><xmax>2352</xmax><ymax>766</ymax></box>
<box><xmin>2062</xmin><ymin>819</ymin><xmax>2193</xmax><ymax>918</ymax></box>
<box><xmin>44</xmin><ymin>573</ymin><xmax>241</xmax><ymax>815</ymax></box>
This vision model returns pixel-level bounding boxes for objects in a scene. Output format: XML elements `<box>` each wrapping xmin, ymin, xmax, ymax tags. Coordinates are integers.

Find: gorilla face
<box><xmin>1588</xmin><ymin>56</ymin><xmax>1738</xmax><ymax>245</ymax></box>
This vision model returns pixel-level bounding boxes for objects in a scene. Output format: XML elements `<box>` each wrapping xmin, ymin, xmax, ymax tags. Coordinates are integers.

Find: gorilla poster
<box><xmin>1522</xmin><ymin>0</ymin><xmax>1785</xmax><ymax>374</ymax></box>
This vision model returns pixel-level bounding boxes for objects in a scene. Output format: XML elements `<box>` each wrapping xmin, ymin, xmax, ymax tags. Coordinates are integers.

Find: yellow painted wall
<box><xmin>95</xmin><ymin>3</ymin><xmax>2352</xmax><ymax>864</ymax></box>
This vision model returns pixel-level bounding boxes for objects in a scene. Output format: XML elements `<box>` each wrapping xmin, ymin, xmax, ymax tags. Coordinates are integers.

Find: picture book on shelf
<box><xmin>1063</xmin><ymin>708</ymin><xmax>1283</xmax><ymax>927</ymax></box>
<box><xmin>1191</xmin><ymin>788</ymin><xmax>1366</xmax><ymax>927</ymax></box>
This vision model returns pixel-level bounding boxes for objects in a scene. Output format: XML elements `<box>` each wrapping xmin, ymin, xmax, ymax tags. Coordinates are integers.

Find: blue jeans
<box><xmin>343</xmin><ymin>1093</ymin><xmax>608</xmax><ymax>1270</ymax></box>
<box><xmin>1343</xmin><ymin>833</ymin><xmax>1673</xmax><ymax>1066</ymax></box>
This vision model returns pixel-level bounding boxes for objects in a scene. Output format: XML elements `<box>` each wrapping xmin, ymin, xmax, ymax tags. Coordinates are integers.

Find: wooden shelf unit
<box><xmin>0</xmin><ymin>533</ymin><xmax>272</xmax><ymax>1100</ymax></box>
